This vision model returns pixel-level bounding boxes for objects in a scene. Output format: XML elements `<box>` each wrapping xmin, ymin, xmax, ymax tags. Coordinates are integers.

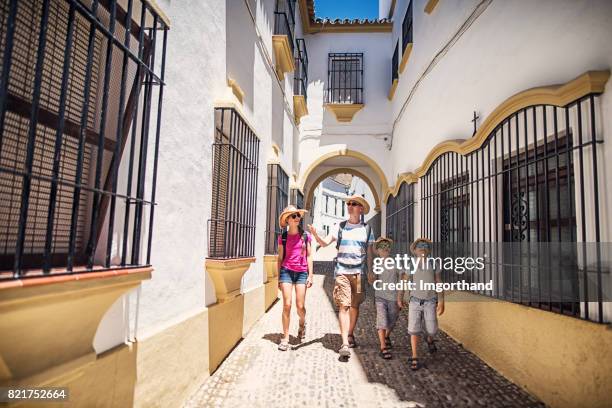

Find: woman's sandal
<box><xmin>427</xmin><ymin>340</ymin><xmax>437</xmax><ymax>354</ymax></box>
<box><xmin>278</xmin><ymin>340</ymin><xmax>290</xmax><ymax>351</ymax></box>
<box><xmin>384</xmin><ymin>336</ymin><xmax>392</xmax><ymax>349</ymax></box>
<box><xmin>297</xmin><ymin>322</ymin><xmax>306</xmax><ymax>340</ymax></box>
<box><xmin>379</xmin><ymin>348</ymin><xmax>392</xmax><ymax>359</ymax></box>
<box><xmin>409</xmin><ymin>357</ymin><xmax>421</xmax><ymax>371</ymax></box>
<box><xmin>347</xmin><ymin>334</ymin><xmax>358</xmax><ymax>348</ymax></box>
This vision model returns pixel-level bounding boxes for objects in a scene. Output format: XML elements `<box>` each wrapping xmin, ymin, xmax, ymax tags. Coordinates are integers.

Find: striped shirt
<box><xmin>332</xmin><ymin>222</ymin><xmax>375</xmax><ymax>275</ymax></box>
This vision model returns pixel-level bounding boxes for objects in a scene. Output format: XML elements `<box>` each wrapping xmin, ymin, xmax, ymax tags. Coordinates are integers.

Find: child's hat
<box><xmin>374</xmin><ymin>236</ymin><xmax>393</xmax><ymax>248</ymax></box>
<box><xmin>410</xmin><ymin>237</ymin><xmax>433</xmax><ymax>255</ymax></box>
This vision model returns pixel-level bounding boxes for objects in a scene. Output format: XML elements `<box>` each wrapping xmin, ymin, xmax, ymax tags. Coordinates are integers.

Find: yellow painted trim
<box><xmin>440</xmin><ymin>291</ymin><xmax>612</xmax><ymax>408</ymax></box>
<box><xmin>388</xmin><ymin>79</ymin><xmax>398</xmax><ymax>100</ymax></box>
<box><xmin>0</xmin><ymin>268</ymin><xmax>151</xmax><ymax>386</ymax></box>
<box><xmin>263</xmin><ymin>254</ymin><xmax>278</xmax><ymax>280</ymax></box>
<box><xmin>227</xmin><ymin>77</ymin><xmax>245</xmax><ymax>105</ymax></box>
<box><xmin>384</xmin><ymin>70</ymin><xmax>610</xmax><ymax>202</ymax></box>
<box><xmin>324</xmin><ymin>103</ymin><xmax>364</xmax><ymax>122</ymax></box>
<box><xmin>304</xmin><ymin>167</ymin><xmax>382</xmax><ymax>213</ymax></box>
<box><xmin>208</xmin><ymin>295</ymin><xmax>244</xmax><ymax>373</ymax></box>
<box><xmin>424</xmin><ymin>0</ymin><xmax>440</xmax><ymax>14</ymax></box>
<box><xmin>399</xmin><ymin>43</ymin><xmax>413</xmax><ymax>74</ymax></box>
<box><xmin>205</xmin><ymin>257</ymin><xmax>255</xmax><ymax>303</ymax></box>
<box><xmin>299</xmin><ymin>148</ymin><xmax>389</xmax><ymax>193</ymax></box>
<box><xmin>293</xmin><ymin>95</ymin><xmax>309</xmax><ymax>124</ymax></box>
<box><xmin>272</xmin><ymin>35</ymin><xmax>296</xmax><ymax>75</ymax></box>
<box><xmin>264</xmin><ymin>278</ymin><xmax>279</xmax><ymax>310</ymax></box>
<box><xmin>383</xmin><ymin>172</ymin><xmax>419</xmax><ymax>203</ymax></box>
<box><xmin>146</xmin><ymin>1</ymin><xmax>171</xmax><ymax>27</ymax></box>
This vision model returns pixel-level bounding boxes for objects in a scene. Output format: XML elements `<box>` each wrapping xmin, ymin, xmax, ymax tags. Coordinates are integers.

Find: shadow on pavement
<box><xmin>314</xmin><ymin>261</ymin><xmax>545</xmax><ymax>408</ymax></box>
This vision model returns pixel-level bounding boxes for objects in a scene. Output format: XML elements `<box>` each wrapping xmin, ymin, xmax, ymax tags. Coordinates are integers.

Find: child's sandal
<box><xmin>384</xmin><ymin>336</ymin><xmax>392</xmax><ymax>349</ymax></box>
<box><xmin>379</xmin><ymin>348</ymin><xmax>392</xmax><ymax>359</ymax></box>
<box><xmin>409</xmin><ymin>357</ymin><xmax>421</xmax><ymax>371</ymax></box>
<box><xmin>347</xmin><ymin>334</ymin><xmax>358</xmax><ymax>348</ymax></box>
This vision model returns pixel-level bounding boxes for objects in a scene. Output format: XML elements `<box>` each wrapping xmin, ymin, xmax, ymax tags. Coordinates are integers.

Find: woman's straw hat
<box><xmin>343</xmin><ymin>195</ymin><xmax>370</xmax><ymax>214</ymax></box>
<box><xmin>410</xmin><ymin>237</ymin><xmax>433</xmax><ymax>255</ymax></box>
<box><xmin>278</xmin><ymin>205</ymin><xmax>308</xmax><ymax>228</ymax></box>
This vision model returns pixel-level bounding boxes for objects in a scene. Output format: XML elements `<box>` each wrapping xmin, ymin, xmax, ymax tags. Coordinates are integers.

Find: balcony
<box><xmin>273</xmin><ymin>0</ymin><xmax>296</xmax><ymax>79</ymax></box>
<box><xmin>324</xmin><ymin>53</ymin><xmax>364</xmax><ymax>122</ymax></box>
<box><xmin>293</xmin><ymin>38</ymin><xmax>309</xmax><ymax>124</ymax></box>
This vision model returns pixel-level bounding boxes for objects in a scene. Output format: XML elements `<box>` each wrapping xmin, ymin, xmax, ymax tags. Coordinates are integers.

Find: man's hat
<box><xmin>343</xmin><ymin>195</ymin><xmax>370</xmax><ymax>214</ymax></box>
<box><xmin>410</xmin><ymin>237</ymin><xmax>433</xmax><ymax>255</ymax></box>
<box><xmin>278</xmin><ymin>205</ymin><xmax>308</xmax><ymax>228</ymax></box>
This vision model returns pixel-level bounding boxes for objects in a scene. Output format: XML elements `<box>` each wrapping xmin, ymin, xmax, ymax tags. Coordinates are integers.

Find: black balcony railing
<box><xmin>0</xmin><ymin>0</ymin><xmax>168</xmax><ymax>279</ymax></box>
<box><xmin>208</xmin><ymin>108</ymin><xmax>260</xmax><ymax>259</ymax></box>
<box><xmin>420</xmin><ymin>95</ymin><xmax>608</xmax><ymax>323</ymax></box>
<box><xmin>391</xmin><ymin>41</ymin><xmax>399</xmax><ymax>84</ymax></box>
<box><xmin>402</xmin><ymin>1</ymin><xmax>413</xmax><ymax>52</ymax></box>
<box><xmin>326</xmin><ymin>53</ymin><xmax>363</xmax><ymax>104</ymax></box>
<box><xmin>274</xmin><ymin>0</ymin><xmax>296</xmax><ymax>56</ymax></box>
<box><xmin>265</xmin><ymin>163</ymin><xmax>288</xmax><ymax>254</ymax></box>
<box><xmin>294</xmin><ymin>38</ymin><xmax>308</xmax><ymax>101</ymax></box>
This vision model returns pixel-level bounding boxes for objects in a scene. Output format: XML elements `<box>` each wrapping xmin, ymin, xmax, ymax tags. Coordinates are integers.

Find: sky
<box><xmin>313</xmin><ymin>0</ymin><xmax>379</xmax><ymax>20</ymax></box>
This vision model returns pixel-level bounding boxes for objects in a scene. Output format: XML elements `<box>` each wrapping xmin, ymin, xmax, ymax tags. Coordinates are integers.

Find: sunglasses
<box><xmin>415</xmin><ymin>242</ymin><xmax>431</xmax><ymax>250</ymax></box>
<box><xmin>289</xmin><ymin>213</ymin><xmax>301</xmax><ymax>219</ymax></box>
<box><xmin>347</xmin><ymin>201</ymin><xmax>362</xmax><ymax>207</ymax></box>
<box><xmin>376</xmin><ymin>243</ymin><xmax>391</xmax><ymax>250</ymax></box>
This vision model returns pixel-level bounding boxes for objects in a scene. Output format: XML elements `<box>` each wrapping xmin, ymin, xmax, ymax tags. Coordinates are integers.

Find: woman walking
<box><xmin>277</xmin><ymin>205</ymin><xmax>314</xmax><ymax>351</ymax></box>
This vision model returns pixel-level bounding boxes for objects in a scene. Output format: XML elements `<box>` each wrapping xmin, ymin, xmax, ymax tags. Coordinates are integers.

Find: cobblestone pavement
<box><xmin>184</xmin><ymin>262</ymin><xmax>545</xmax><ymax>408</ymax></box>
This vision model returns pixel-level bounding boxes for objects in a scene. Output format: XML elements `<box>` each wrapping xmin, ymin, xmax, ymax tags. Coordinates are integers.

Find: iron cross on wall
<box><xmin>472</xmin><ymin>111</ymin><xmax>480</xmax><ymax>136</ymax></box>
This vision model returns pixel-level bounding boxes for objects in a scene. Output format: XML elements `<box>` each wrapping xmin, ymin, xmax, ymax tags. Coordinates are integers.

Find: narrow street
<box><xmin>184</xmin><ymin>262</ymin><xmax>544</xmax><ymax>408</ymax></box>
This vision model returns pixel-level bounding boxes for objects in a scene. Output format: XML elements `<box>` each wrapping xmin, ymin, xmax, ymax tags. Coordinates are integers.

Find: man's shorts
<box><xmin>407</xmin><ymin>296</ymin><xmax>438</xmax><ymax>336</ymax></box>
<box><xmin>375</xmin><ymin>298</ymin><xmax>399</xmax><ymax>330</ymax></box>
<box><xmin>333</xmin><ymin>274</ymin><xmax>364</xmax><ymax>308</ymax></box>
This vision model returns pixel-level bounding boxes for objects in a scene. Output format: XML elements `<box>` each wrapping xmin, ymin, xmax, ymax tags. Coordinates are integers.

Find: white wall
<box><xmin>299</xmin><ymin>31</ymin><xmax>394</xmax><ymax>188</ymax></box>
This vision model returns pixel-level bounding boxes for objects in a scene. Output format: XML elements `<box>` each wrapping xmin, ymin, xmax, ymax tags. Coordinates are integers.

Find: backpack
<box><xmin>281</xmin><ymin>230</ymin><xmax>308</xmax><ymax>261</ymax></box>
<box><xmin>335</xmin><ymin>221</ymin><xmax>372</xmax><ymax>251</ymax></box>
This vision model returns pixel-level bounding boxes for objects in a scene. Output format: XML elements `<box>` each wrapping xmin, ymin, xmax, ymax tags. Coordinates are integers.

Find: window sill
<box><xmin>399</xmin><ymin>43</ymin><xmax>413</xmax><ymax>74</ymax></box>
<box><xmin>0</xmin><ymin>266</ymin><xmax>152</xmax><ymax>387</ymax></box>
<box><xmin>293</xmin><ymin>95</ymin><xmax>308</xmax><ymax>124</ymax></box>
<box><xmin>388</xmin><ymin>79</ymin><xmax>399</xmax><ymax>100</ymax></box>
<box><xmin>272</xmin><ymin>35</ymin><xmax>296</xmax><ymax>80</ymax></box>
<box><xmin>205</xmin><ymin>257</ymin><xmax>256</xmax><ymax>303</ymax></box>
<box><xmin>424</xmin><ymin>0</ymin><xmax>440</xmax><ymax>14</ymax></box>
<box><xmin>324</xmin><ymin>103</ymin><xmax>364</xmax><ymax>122</ymax></box>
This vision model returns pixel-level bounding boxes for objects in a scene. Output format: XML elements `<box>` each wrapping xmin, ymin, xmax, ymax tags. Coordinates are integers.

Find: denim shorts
<box><xmin>407</xmin><ymin>296</ymin><xmax>438</xmax><ymax>336</ymax></box>
<box><xmin>279</xmin><ymin>267</ymin><xmax>308</xmax><ymax>285</ymax></box>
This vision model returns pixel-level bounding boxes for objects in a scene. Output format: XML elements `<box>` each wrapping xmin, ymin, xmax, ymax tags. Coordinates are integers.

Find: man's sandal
<box><xmin>278</xmin><ymin>340</ymin><xmax>290</xmax><ymax>351</ymax></box>
<box><xmin>409</xmin><ymin>357</ymin><xmax>421</xmax><ymax>371</ymax></box>
<box><xmin>427</xmin><ymin>340</ymin><xmax>437</xmax><ymax>354</ymax></box>
<box><xmin>347</xmin><ymin>334</ymin><xmax>358</xmax><ymax>348</ymax></box>
<box><xmin>379</xmin><ymin>348</ymin><xmax>392</xmax><ymax>359</ymax></box>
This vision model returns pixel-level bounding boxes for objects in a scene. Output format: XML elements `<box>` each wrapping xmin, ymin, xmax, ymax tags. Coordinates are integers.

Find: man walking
<box><xmin>309</xmin><ymin>195</ymin><xmax>374</xmax><ymax>359</ymax></box>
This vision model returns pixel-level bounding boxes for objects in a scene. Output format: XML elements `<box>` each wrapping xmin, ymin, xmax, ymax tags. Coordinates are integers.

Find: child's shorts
<box><xmin>407</xmin><ymin>296</ymin><xmax>438</xmax><ymax>336</ymax></box>
<box><xmin>375</xmin><ymin>298</ymin><xmax>399</xmax><ymax>330</ymax></box>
